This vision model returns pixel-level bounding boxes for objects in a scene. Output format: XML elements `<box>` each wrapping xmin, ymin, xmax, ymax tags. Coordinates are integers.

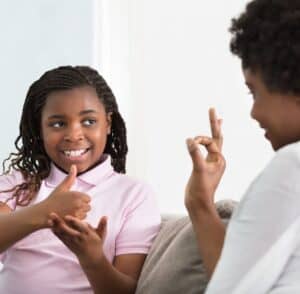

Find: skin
<box><xmin>244</xmin><ymin>69</ymin><xmax>300</xmax><ymax>151</ymax></box>
<box><xmin>185</xmin><ymin>69</ymin><xmax>300</xmax><ymax>277</ymax></box>
<box><xmin>0</xmin><ymin>86</ymin><xmax>145</xmax><ymax>294</ymax></box>
<box><xmin>41</xmin><ymin>86</ymin><xmax>111</xmax><ymax>174</ymax></box>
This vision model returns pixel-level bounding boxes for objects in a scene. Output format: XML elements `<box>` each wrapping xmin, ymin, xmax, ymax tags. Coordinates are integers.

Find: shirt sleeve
<box><xmin>0</xmin><ymin>170</ymin><xmax>24</xmax><ymax>262</ymax></box>
<box><xmin>206</xmin><ymin>143</ymin><xmax>300</xmax><ymax>294</ymax></box>
<box><xmin>0</xmin><ymin>170</ymin><xmax>23</xmax><ymax>210</ymax></box>
<box><xmin>115</xmin><ymin>184</ymin><xmax>161</xmax><ymax>256</ymax></box>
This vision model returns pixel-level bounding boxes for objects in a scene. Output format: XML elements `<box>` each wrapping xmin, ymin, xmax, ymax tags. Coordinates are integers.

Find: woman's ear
<box><xmin>107</xmin><ymin>112</ymin><xmax>112</xmax><ymax>134</ymax></box>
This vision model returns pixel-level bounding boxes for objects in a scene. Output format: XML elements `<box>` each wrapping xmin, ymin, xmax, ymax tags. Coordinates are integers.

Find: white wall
<box><xmin>97</xmin><ymin>0</ymin><xmax>274</xmax><ymax>214</ymax></box>
<box><xmin>0</xmin><ymin>0</ymin><xmax>95</xmax><ymax>164</ymax></box>
<box><xmin>1</xmin><ymin>1</ymin><xmax>274</xmax><ymax>215</ymax></box>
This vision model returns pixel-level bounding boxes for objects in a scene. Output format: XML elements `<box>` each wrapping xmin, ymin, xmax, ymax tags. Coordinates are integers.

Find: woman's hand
<box><xmin>185</xmin><ymin>108</ymin><xmax>225</xmax><ymax>212</ymax></box>
<box><xmin>49</xmin><ymin>213</ymin><xmax>107</xmax><ymax>268</ymax></box>
<box><xmin>40</xmin><ymin>165</ymin><xmax>91</xmax><ymax>226</ymax></box>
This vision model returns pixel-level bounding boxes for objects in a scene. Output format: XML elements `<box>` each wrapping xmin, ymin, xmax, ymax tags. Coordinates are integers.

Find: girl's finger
<box><xmin>52</xmin><ymin>214</ymin><xmax>81</xmax><ymax>237</ymax></box>
<box><xmin>96</xmin><ymin>216</ymin><xmax>108</xmax><ymax>240</ymax></box>
<box><xmin>52</xmin><ymin>230</ymin><xmax>73</xmax><ymax>247</ymax></box>
<box><xmin>64</xmin><ymin>215</ymin><xmax>89</xmax><ymax>234</ymax></box>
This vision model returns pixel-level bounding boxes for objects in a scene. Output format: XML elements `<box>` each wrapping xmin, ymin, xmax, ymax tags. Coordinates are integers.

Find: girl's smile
<box><xmin>60</xmin><ymin>147</ymin><xmax>91</xmax><ymax>162</ymax></box>
<box><xmin>41</xmin><ymin>86</ymin><xmax>111</xmax><ymax>174</ymax></box>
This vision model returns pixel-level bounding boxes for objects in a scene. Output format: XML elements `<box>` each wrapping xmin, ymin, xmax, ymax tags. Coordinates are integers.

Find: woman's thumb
<box><xmin>186</xmin><ymin>138</ymin><xmax>204</xmax><ymax>168</ymax></box>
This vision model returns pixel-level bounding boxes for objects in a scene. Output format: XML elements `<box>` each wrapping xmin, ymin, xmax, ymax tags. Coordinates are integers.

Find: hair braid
<box><xmin>2</xmin><ymin>65</ymin><xmax>128</xmax><ymax>206</ymax></box>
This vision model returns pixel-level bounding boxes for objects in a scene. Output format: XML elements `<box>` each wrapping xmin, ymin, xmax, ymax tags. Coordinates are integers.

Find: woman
<box><xmin>185</xmin><ymin>1</ymin><xmax>300</xmax><ymax>293</ymax></box>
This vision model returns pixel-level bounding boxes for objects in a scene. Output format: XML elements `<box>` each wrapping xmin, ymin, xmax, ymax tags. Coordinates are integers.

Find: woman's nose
<box><xmin>250</xmin><ymin>102</ymin><xmax>257</xmax><ymax>120</ymax></box>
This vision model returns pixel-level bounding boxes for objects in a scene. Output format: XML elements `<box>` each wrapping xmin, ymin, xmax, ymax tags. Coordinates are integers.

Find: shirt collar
<box><xmin>45</xmin><ymin>154</ymin><xmax>114</xmax><ymax>187</ymax></box>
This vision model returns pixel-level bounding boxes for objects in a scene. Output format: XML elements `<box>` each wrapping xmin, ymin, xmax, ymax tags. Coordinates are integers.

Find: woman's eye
<box><xmin>82</xmin><ymin>119</ymin><xmax>96</xmax><ymax>126</ymax></box>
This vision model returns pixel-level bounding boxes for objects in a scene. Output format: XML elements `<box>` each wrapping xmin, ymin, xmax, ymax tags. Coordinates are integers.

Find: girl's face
<box><xmin>41</xmin><ymin>86</ymin><xmax>111</xmax><ymax>174</ymax></box>
<box><xmin>244</xmin><ymin>69</ymin><xmax>300</xmax><ymax>150</ymax></box>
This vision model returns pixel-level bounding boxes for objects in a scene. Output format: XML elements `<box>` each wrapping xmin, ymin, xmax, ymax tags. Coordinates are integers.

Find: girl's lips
<box><xmin>60</xmin><ymin>148</ymin><xmax>90</xmax><ymax>161</ymax></box>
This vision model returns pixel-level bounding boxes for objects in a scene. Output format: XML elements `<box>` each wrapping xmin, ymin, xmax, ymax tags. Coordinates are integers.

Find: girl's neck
<box><xmin>52</xmin><ymin>154</ymin><xmax>108</xmax><ymax>176</ymax></box>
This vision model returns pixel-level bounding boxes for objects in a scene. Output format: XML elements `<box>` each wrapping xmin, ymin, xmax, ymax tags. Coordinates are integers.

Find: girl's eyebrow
<box><xmin>79</xmin><ymin>109</ymin><xmax>98</xmax><ymax>115</ymax></box>
<box><xmin>47</xmin><ymin>110</ymin><xmax>98</xmax><ymax>120</ymax></box>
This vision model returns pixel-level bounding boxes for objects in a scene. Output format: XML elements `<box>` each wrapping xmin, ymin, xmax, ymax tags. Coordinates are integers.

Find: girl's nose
<box><xmin>64</xmin><ymin>126</ymin><xmax>84</xmax><ymax>142</ymax></box>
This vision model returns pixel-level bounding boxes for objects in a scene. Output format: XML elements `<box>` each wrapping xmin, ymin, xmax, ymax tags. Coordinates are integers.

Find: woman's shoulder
<box><xmin>275</xmin><ymin>141</ymin><xmax>300</xmax><ymax>161</ymax></box>
<box><xmin>264</xmin><ymin>141</ymin><xmax>300</xmax><ymax>175</ymax></box>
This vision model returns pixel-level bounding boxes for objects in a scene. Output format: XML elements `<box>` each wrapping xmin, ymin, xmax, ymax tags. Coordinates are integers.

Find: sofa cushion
<box><xmin>135</xmin><ymin>199</ymin><xmax>237</xmax><ymax>294</ymax></box>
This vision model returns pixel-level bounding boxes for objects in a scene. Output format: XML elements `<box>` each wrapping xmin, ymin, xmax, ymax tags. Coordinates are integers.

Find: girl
<box><xmin>185</xmin><ymin>0</ymin><xmax>300</xmax><ymax>293</ymax></box>
<box><xmin>0</xmin><ymin>66</ymin><xmax>161</xmax><ymax>293</ymax></box>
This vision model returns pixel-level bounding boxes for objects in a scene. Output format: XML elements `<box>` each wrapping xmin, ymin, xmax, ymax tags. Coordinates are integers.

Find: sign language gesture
<box><xmin>185</xmin><ymin>108</ymin><xmax>225</xmax><ymax>212</ymax></box>
<box><xmin>41</xmin><ymin>165</ymin><xmax>91</xmax><ymax>226</ymax></box>
<box><xmin>49</xmin><ymin>213</ymin><xmax>108</xmax><ymax>268</ymax></box>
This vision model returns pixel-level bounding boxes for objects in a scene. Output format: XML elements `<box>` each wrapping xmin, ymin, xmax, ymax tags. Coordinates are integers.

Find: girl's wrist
<box><xmin>31</xmin><ymin>202</ymin><xmax>51</xmax><ymax>229</ymax></box>
<box><xmin>79</xmin><ymin>253</ymin><xmax>106</xmax><ymax>272</ymax></box>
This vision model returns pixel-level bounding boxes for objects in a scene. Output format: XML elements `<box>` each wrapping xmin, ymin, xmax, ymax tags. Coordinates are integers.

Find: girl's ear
<box><xmin>107</xmin><ymin>112</ymin><xmax>112</xmax><ymax>134</ymax></box>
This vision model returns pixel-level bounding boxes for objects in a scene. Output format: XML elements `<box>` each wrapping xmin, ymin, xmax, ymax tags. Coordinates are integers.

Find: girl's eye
<box><xmin>82</xmin><ymin>119</ymin><xmax>97</xmax><ymax>126</ymax></box>
<box><xmin>50</xmin><ymin>121</ymin><xmax>65</xmax><ymax>128</ymax></box>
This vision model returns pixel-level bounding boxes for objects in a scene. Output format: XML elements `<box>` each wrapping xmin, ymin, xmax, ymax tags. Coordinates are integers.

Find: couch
<box><xmin>136</xmin><ymin>199</ymin><xmax>237</xmax><ymax>294</ymax></box>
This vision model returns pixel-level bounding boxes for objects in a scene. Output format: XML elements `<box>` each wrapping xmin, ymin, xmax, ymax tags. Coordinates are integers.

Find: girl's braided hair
<box><xmin>3</xmin><ymin>65</ymin><xmax>128</xmax><ymax>206</ymax></box>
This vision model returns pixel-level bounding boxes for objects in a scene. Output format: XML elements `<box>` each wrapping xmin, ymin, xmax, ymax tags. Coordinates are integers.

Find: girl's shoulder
<box><xmin>0</xmin><ymin>169</ymin><xmax>24</xmax><ymax>188</ymax></box>
<box><xmin>0</xmin><ymin>169</ymin><xmax>25</xmax><ymax>209</ymax></box>
<box><xmin>113</xmin><ymin>172</ymin><xmax>154</xmax><ymax>194</ymax></box>
<box><xmin>109</xmin><ymin>173</ymin><xmax>157</xmax><ymax>206</ymax></box>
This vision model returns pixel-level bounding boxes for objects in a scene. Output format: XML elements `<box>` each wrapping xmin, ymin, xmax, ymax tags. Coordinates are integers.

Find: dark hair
<box><xmin>229</xmin><ymin>0</ymin><xmax>300</xmax><ymax>94</ymax></box>
<box><xmin>3</xmin><ymin>65</ymin><xmax>128</xmax><ymax>206</ymax></box>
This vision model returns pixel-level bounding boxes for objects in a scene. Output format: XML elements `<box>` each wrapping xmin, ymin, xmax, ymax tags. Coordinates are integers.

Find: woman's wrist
<box><xmin>186</xmin><ymin>197</ymin><xmax>217</xmax><ymax>220</ymax></box>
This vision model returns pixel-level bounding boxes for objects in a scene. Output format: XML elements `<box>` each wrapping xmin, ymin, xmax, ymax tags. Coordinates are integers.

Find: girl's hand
<box><xmin>40</xmin><ymin>165</ymin><xmax>91</xmax><ymax>226</ymax></box>
<box><xmin>185</xmin><ymin>108</ymin><xmax>225</xmax><ymax>212</ymax></box>
<box><xmin>49</xmin><ymin>212</ymin><xmax>107</xmax><ymax>268</ymax></box>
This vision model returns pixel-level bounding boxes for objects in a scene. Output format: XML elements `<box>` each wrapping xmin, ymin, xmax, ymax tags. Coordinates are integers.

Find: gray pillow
<box><xmin>136</xmin><ymin>200</ymin><xmax>237</xmax><ymax>294</ymax></box>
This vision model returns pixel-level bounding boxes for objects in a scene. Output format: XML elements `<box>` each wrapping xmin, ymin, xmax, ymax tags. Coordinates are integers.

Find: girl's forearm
<box><xmin>187</xmin><ymin>204</ymin><xmax>226</xmax><ymax>278</ymax></box>
<box><xmin>80</xmin><ymin>256</ymin><xmax>137</xmax><ymax>294</ymax></box>
<box><xmin>0</xmin><ymin>203</ymin><xmax>47</xmax><ymax>252</ymax></box>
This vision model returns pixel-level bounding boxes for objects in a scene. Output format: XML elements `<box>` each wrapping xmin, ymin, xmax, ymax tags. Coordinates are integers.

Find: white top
<box><xmin>206</xmin><ymin>141</ymin><xmax>300</xmax><ymax>294</ymax></box>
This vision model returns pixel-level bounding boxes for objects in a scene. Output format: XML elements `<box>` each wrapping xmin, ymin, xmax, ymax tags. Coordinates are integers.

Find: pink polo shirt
<box><xmin>0</xmin><ymin>155</ymin><xmax>161</xmax><ymax>294</ymax></box>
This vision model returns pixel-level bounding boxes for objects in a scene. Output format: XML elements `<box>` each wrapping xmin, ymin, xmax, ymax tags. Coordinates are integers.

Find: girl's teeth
<box><xmin>64</xmin><ymin>149</ymin><xmax>86</xmax><ymax>157</ymax></box>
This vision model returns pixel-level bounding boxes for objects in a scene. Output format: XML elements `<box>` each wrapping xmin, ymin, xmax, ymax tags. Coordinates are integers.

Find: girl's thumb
<box><xmin>57</xmin><ymin>164</ymin><xmax>77</xmax><ymax>191</ymax></box>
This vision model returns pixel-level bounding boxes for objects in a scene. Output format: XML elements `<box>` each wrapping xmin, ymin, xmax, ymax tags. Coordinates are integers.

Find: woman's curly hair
<box><xmin>229</xmin><ymin>0</ymin><xmax>300</xmax><ymax>94</ymax></box>
<box><xmin>3</xmin><ymin>66</ymin><xmax>128</xmax><ymax>206</ymax></box>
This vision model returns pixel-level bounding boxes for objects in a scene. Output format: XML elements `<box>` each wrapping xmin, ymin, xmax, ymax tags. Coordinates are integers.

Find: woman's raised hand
<box><xmin>40</xmin><ymin>165</ymin><xmax>91</xmax><ymax>225</ymax></box>
<box><xmin>185</xmin><ymin>108</ymin><xmax>225</xmax><ymax>212</ymax></box>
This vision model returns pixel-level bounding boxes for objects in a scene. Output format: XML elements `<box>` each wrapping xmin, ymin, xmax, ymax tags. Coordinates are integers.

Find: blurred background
<box><xmin>0</xmin><ymin>0</ymin><xmax>273</xmax><ymax>214</ymax></box>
